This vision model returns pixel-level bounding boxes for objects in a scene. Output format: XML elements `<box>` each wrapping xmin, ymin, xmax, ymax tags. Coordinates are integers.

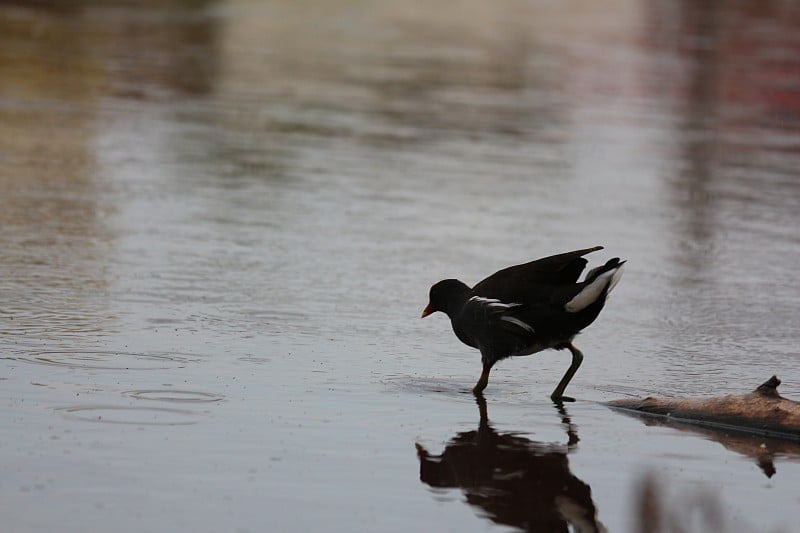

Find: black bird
<box><xmin>421</xmin><ymin>246</ymin><xmax>624</xmax><ymax>401</ymax></box>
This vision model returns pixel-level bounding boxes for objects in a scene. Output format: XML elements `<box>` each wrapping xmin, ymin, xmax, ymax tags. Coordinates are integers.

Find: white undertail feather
<box><xmin>564</xmin><ymin>264</ymin><xmax>625</xmax><ymax>313</ymax></box>
<box><xmin>607</xmin><ymin>263</ymin><xmax>624</xmax><ymax>293</ymax></box>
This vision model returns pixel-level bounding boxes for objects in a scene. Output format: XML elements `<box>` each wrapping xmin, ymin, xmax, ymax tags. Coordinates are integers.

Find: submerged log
<box><xmin>607</xmin><ymin>376</ymin><xmax>800</xmax><ymax>441</ymax></box>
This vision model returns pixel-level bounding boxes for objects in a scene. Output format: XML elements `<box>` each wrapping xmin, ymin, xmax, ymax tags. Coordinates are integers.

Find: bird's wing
<box><xmin>472</xmin><ymin>246</ymin><xmax>603</xmax><ymax>299</ymax></box>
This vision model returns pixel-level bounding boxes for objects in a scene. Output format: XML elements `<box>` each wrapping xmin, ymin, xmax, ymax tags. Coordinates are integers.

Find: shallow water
<box><xmin>1</xmin><ymin>1</ymin><xmax>799</xmax><ymax>531</ymax></box>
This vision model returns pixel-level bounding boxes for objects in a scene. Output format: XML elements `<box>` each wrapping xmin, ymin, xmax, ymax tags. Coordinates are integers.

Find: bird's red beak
<box><xmin>421</xmin><ymin>302</ymin><xmax>433</xmax><ymax>318</ymax></box>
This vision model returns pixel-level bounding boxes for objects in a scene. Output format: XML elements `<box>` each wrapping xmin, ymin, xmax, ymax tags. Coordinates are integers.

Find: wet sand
<box><xmin>1</xmin><ymin>1</ymin><xmax>799</xmax><ymax>531</ymax></box>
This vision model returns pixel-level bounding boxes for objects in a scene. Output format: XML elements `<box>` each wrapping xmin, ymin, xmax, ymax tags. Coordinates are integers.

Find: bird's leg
<box><xmin>475</xmin><ymin>394</ymin><xmax>488</xmax><ymax>426</ymax></box>
<box><xmin>550</xmin><ymin>343</ymin><xmax>584</xmax><ymax>403</ymax></box>
<box><xmin>473</xmin><ymin>365</ymin><xmax>491</xmax><ymax>396</ymax></box>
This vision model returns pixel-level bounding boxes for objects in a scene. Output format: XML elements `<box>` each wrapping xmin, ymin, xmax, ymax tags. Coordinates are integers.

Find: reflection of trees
<box><xmin>214</xmin><ymin>2</ymin><xmax>566</xmax><ymax>148</ymax></box>
<box><xmin>0</xmin><ymin>0</ymin><xmax>223</xmax><ymax>342</ymax></box>
<box><xmin>416</xmin><ymin>397</ymin><xmax>604</xmax><ymax>532</ymax></box>
<box><xmin>1</xmin><ymin>1</ymin><xmax>110</xmax><ymax>341</ymax></box>
<box><xmin>102</xmin><ymin>0</ymin><xmax>222</xmax><ymax>97</ymax></box>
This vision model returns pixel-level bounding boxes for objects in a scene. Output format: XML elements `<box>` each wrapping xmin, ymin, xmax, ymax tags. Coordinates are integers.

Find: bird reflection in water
<box><xmin>415</xmin><ymin>396</ymin><xmax>605</xmax><ymax>532</ymax></box>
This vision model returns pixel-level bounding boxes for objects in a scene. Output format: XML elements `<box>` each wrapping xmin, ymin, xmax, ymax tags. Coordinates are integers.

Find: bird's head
<box><xmin>421</xmin><ymin>279</ymin><xmax>471</xmax><ymax>318</ymax></box>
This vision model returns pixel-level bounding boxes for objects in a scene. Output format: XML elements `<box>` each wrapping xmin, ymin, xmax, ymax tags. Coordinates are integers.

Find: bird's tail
<box><xmin>565</xmin><ymin>258</ymin><xmax>625</xmax><ymax>312</ymax></box>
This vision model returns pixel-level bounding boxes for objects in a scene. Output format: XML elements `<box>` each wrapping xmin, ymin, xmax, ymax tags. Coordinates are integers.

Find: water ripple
<box><xmin>56</xmin><ymin>405</ymin><xmax>199</xmax><ymax>425</ymax></box>
<box><xmin>1</xmin><ymin>350</ymin><xmax>201</xmax><ymax>371</ymax></box>
<box><xmin>124</xmin><ymin>389</ymin><xmax>224</xmax><ymax>403</ymax></box>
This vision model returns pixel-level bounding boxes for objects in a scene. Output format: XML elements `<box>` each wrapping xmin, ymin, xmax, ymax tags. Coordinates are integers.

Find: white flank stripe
<box><xmin>500</xmin><ymin>316</ymin><xmax>536</xmax><ymax>334</ymax></box>
<box><xmin>469</xmin><ymin>296</ymin><xmax>522</xmax><ymax>309</ymax></box>
<box><xmin>565</xmin><ymin>266</ymin><xmax>624</xmax><ymax>312</ymax></box>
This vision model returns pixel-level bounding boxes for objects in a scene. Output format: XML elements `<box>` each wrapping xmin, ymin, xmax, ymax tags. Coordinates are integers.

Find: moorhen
<box><xmin>421</xmin><ymin>246</ymin><xmax>624</xmax><ymax>401</ymax></box>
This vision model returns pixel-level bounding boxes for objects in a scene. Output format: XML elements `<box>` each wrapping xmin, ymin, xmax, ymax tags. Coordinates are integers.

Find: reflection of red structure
<box><xmin>647</xmin><ymin>0</ymin><xmax>800</xmax><ymax>127</ymax></box>
<box><xmin>715</xmin><ymin>2</ymin><xmax>800</xmax><ymax>117</ymax></box>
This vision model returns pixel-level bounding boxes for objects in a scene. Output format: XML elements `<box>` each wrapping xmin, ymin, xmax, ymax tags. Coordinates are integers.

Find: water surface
<box><xmin>1</xmin><ymin>1</ymin><xmax>799</xmax><ymax>531</ymax></box>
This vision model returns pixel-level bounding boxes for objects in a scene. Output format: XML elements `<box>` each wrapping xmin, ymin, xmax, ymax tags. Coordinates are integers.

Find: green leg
<box><xmin>473</xmin><ymin>365</ymin><xmax>491</xmax><ymax>396</ymax></box>
<box><xmin>551</xmin><ymin>343</ymin><xmax>584</xmax><ymax>403</ymax></box>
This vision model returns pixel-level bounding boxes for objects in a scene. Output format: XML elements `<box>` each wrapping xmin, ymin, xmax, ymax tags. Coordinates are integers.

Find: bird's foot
<box><xmin>551</xmin><ymin>394</ymin><xmax>576</xmax><ymax>403</ymax></box>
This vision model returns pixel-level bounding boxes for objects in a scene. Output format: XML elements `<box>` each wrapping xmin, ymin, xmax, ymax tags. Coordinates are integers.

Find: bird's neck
<box><xmin>443</xmin><ymin>284</ymin><xmax>472</xmax><ymax>319</ymax></box>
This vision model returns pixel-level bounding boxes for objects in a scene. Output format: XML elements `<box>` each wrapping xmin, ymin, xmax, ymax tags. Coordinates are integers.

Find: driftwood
<box><xmin>608</xmin><ymin>376</ymin><xmax>800</xmax><ymax>440</ymax></box>
<box><xmin>608</xmin><ymin>376</ymin><xmax>800</xmax><ymax>477</ymax></box>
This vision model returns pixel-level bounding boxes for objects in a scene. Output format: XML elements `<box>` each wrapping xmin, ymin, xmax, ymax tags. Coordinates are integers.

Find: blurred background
<box><xmin>1</xmin><ymin>1</ymin><xmax>799</xmax><ymax>532</ymax></box>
